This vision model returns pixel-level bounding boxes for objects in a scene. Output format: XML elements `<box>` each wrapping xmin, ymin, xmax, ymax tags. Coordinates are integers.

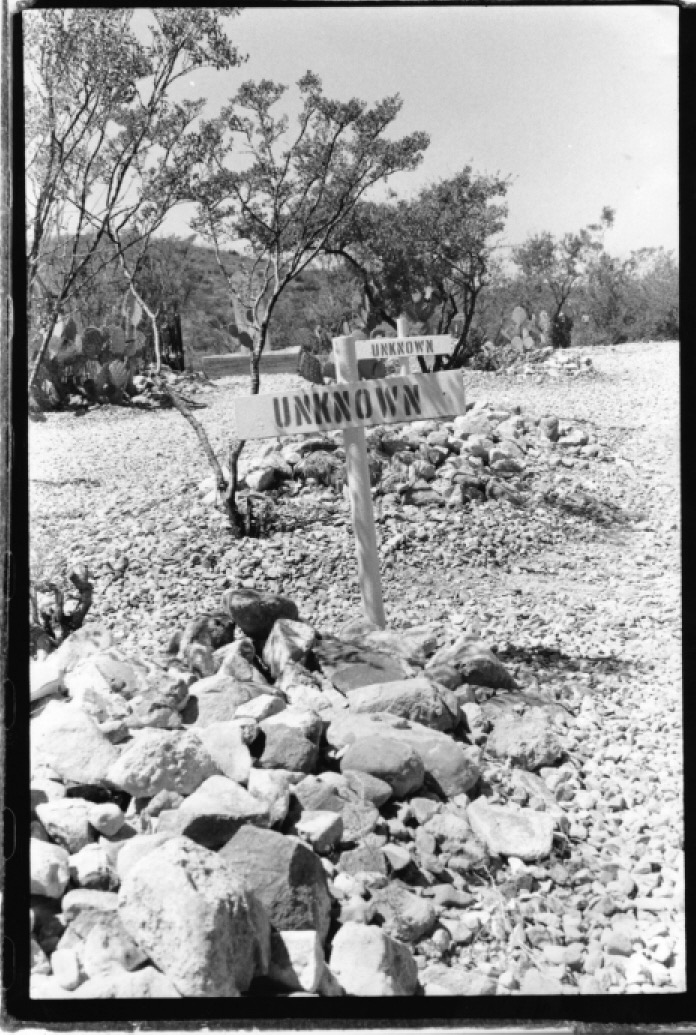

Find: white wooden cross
<box><xmin>234</xmin><ymin>332</ymin><xmax>466</xmax><ymax>628</ymax></box>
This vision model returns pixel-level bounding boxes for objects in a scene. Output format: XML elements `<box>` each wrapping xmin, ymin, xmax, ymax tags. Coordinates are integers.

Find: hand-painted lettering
<box><xmin>273</xmin><ymin>396</ymin><xmax>291</xmax><ymax>429</ymax></box>
<box><xmin>376</xmin><ymin>383</ymin><xmax>399</xmax><ymax>418</ymax></box>
<box><xmin>313</xmin><ymin>391</ymin><xmax>331</xmax><ymax>425</ymax></box>
<box><xmin>403</xmin><ymin>384</ymin><xmax>421</xmax><ymax>416</ymax></box>
<box><xmin>333</xmin><ymin>390</ymin><xmax>352</xmax><ymax>422</ymax></box>
<box><xmin>426</xmin><ymin>341</ymin><xmax>434</xmax><ymax>353</ymax></box>
<box><xmin>294</xmin><ymin>394</ymin><xmax>313</xmax><ymax>426</ymax></box>
<box><xmin>354</xmin><ymin>387</ymin><xmax>372</xmax><ymax>419</ymax></box>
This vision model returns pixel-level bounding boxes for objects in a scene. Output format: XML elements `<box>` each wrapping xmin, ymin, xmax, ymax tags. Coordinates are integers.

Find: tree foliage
<box><xmin>326</xmin><ymin>167</ymin><xmax>510</xmax><ymax>367</ymax></box>
<box><xmin>512</xmin><ymin>207</ymin><xmax>615</xmax><ymax>322</ymax></box>
<box><xmin>25</xmin><ymin>7</ymin><xmax>245</xmax><ymax>388</ymax></box>
<box><xmin>192</xmin><ymin>71</ymin><xmax>430</xmax><ymax>393</ymax></box>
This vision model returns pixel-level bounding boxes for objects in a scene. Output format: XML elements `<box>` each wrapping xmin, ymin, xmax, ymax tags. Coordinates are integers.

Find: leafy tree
<box><xmin>623</xmin><ymin>247</ymin><xmax>679</xmax><ymax>341</ymax></box>
<box><xmin>25</xmin><ymin>7</ymin><xmax>245</xmax><ymax>391</ymax></box>
<box><xmin>326</xmin><ymin>167</ymin><xmax>510</xmax><ymax>368</ymax></box>
<box><xmin>191</xmin><ymin>71</ymin><xmax>429</xmax><ymax>514</ymax></box>
<box><xmin>192</xmin><ymin>71</ymin><xmax>429</xmax><ymax>392</ymax></box>
<box><xmin>512</xmin><ymin>207</ymin><xmax>615</xmax><ymax>327</ymax></box>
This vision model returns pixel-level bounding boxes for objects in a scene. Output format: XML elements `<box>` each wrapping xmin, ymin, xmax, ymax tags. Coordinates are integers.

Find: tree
<box><xmin>192</xmin><ymin>73</ymin><xmax>429</xmax><ymax>390</ymax></box>
<box><xmin>25</xmin><ymin>7</ymin><xmax>245</xmax><ymax>391</ymax></box>
<box><xmin>192</xmin><ymin>71</ymin><xmax>429</xmax><ymax>512</ymax></box>
<box><xmin>512</xmin><ymin>207</ymin><xmax>615</xmax><ymax>330</ymax></box>
<box><xmin>325</xmin><ymin>167</ymin><xmax>510</xmax><ymax>368</ymax></box>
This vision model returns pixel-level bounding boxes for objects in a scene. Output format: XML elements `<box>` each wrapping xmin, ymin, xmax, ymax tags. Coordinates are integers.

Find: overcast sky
<box><xmin>164</xmin><ymin>4</ymin><xmax>678</xmax><ymax>259</ymax></box>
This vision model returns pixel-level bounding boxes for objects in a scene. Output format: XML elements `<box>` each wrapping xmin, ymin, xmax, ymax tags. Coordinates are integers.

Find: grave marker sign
<box><xmin>233</xmin><ymin>334</ymin><xmax>466</xmax><ymax>628</ymax></box>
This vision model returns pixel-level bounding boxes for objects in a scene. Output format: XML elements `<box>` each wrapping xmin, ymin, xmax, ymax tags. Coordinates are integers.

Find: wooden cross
<box><xmin>234</xmin><ymin>332</ymin><xmax>466</xmax><ymax>628</ymax></box>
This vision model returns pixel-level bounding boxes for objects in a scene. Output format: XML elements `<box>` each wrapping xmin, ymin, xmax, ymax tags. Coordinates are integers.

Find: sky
<box><xmin>163</xmin><ymin>5</ymin><xmax>678</xmax><ymax>259</ymax></box>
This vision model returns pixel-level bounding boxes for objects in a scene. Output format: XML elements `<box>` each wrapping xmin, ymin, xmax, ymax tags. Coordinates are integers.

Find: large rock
<box><xmin>370</xmin><ymin>882</ymin><xmax>438</xmax><ymax>943</ymax></box>
<box><xmin>157</xmin><ymin>775</ymin><xmax>269</xmax><ymax>848</ymax></box>
<box><xmin>196</xmin><ymin>721</ymin><xmax>252</xmax><ymax>784</ymax></box>
<box><xmin>185</xmin><ymin>678</ymin><xmax>269</xmax><ymax>726</ymax></box>
<box><xmin>268</xmin><ymin>929</ymin><xmax>327</xmax><ymax>994</ymax></box>
<box><xmin>340</xmin><ymin>736</ymin><xmax>424</xmax><ymax>799</ymax></box>
<box><xmin>486</xmin><ymin>708</ymin><xmax>564</xmax><ymax>770</ymax></box>
<box><xmin>30</xmin><ymin>838</ymin><xmax>70</xmax><ymax>898</ymax></box>
<box><xmin>314</xmin><ymin>636</ymin><xmax>413</xmax><ymax>692</ymax></box>
<box><xmin>106</xmin><ymin>728</ymin><xmax>219</xmax><ymax>798</ymax></box>
<box><xmin>70</xmin><ymin>965</ymin><xmax>181</xmax><ymax>998</ymax></box>
<box><xmin>35</xmin><ymin>797</ymin><xmax>94</xmax><ymax>853</ymax></box>
<box><xmin>30</xmin><ymin>625</ymin><xmax>113</xmax><ymax>702</ymax></box>
<box><xmin>247</xmin><ymin>769</ymin><xmax>292</xmax><ymax>827</ymax></box>
<box><xmin>467</xmin><ymin>797</ymin><xmax>555</xmax><ymax>861</ymax></box>
<box><xmin>118</xmin><ymin>837</ymin><xmax>270</xmax><ymax>996</ymax></box>
<box><xmin>427</xmin><ymin>635</ymin><xmax>516</xmax><ymax>690</ymax></box>
<box><xmin>346</xmin><ymin>677</ymin><xmax>459</xmax><ymax>732</ymax></box>
<box><xmin>223</xmin><ymin>588</ymin><xmax>299</xmax><ymax>643</ymax></box>
<box><xmin>64</xmin><ymin>648</ymin><xmax>157</xmax><ymax>704</ymax></box>
<box><xmin>328</xmin><ymin>922</ymin><xmax>419</xmax><ymax>996</ymax></box>
<box><xmin>258</xmin><ymin>707</ymin><xmax>324</xmax><ymax>774</ymax></box>
<box><xmin>327</xmin><ymin>712</ymin><xmax>480</xmax><ymax>797</ymax></box>
<box><xmin>218</xmin><ymin>827</ymin><xmax>332</xmax><ymax>943</ymax></box>
<box><xmin>360</xmin><ymin>625</ymin><xmax>439</xmax><ymax>665</ymax></box>
<box><xmin>31</xmin><ymin>701</ymin><xmax>121</xmax><ymax>785</ymax></box>
<box><xmin>262</xmin><ymin>619</ymin><xmax>317</xmax><ymax>679</ymax></box>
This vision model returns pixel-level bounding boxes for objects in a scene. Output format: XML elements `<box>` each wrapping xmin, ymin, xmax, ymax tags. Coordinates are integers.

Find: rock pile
<box><xmin>30</xmin><ymin>587</ymin><xmax>583</xmax><ymax>998</ymax></box>
<box><xmin>199</xmin><ymin>397</ymin><xmax>612</xmax><ymax>521</ymax></box>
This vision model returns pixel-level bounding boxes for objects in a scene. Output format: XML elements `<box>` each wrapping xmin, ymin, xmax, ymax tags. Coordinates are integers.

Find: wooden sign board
<box><xmin>235</xmin><ymin>371</ymin><xmax>466</xmax><ymax>440</ymax></box>
<box><xmin>354</xmin><ymin>334</ymin><xmax>454</xmax><ymax>361</ymax></box>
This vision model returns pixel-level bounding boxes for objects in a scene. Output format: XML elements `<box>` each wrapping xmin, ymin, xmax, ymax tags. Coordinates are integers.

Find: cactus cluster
<box><xmin>35</xmin><ymin>299</ymin><xmax>153</xmax><ymax>409</ymax></box>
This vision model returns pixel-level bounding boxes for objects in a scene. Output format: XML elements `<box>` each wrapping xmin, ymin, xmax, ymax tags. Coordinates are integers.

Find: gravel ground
<box><xmin>29</xmin><ymin>340</ymin><xmax>683</xmax><ymax>993</ymax></box>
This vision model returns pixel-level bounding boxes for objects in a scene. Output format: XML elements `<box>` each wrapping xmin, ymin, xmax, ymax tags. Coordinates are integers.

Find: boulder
<box><xmin>427</xmin><ymin>635</ymin><xmax>516</xmax><ymax>690</ymax></box>
<box><xmin>30</xmin><ymin>838</ymin><xmax>70</xmax><ymax>898</ymax></box>
<box><xmin>294</xmin><ymin>810</ymin><xmax>343</xmax><ymax>854</ymax></box>
<box><xmin>35</xmin><ymin>797</ymin><xmax>95</xmax><ymax>853</ymax></box>
<box><xmin>370</xmin><ymin>882</ymin><xmax>438</xmax><ymax>943</ymax></box>
<box><xmin>196</xmin><ymin>721</ymin><xmax>253</xmax><ymax>784</ymax></box>
<box><xmin>223</xmin><ymin>588</ymin><xmax>299</xmax><ymax>642</ymax></box>
<box><xmin>31</xmin><ymin>701</ymin><xmax>121</xmax><ymax>785</ymax></box>
<box><xmin>360</xmin><ymin>625</ymin><xmax>438</xmax><ymax>665</ymax></box>
<box><xmin>486</xmin><ymin>708</ymin><xmax>564</xmax><ymax>770</ymax></box>
<box><xmin>467</xmin><ymin>797</ymin><xmax>555</xmax><ymax>861</ymax></box>
<box><xmin>218</xmin><ymin>827</ymin><xmax>332</xmax><ymax>943</ymax></box>
<box><xmin>247</xmin><ymin>768</ymin><xmax>292</xmax><ymax>827</ymax></box>
<box><xmin>68</xmin><ymin>843</ymin><xmax>119</xmax><ymax>891</ymax></box>
<box><xmin>314</xmin><ymin>636</ymin><xmax>413</xmax><ymax>692</ymax></box>
<box><xmin>30</xmin><ymin>624</ymin><xmax>113</xmax><ymax>703</ymax></box>
<box><xmin>268</xmin><ymin>929</ymin><xmax>327</xmax><ymax>994</ymax></box>
<box><xmin>157</xmin><ymin>775</ymin><xmax>270</xmax><ymax>848</ymax></box>
<box><xmin>87</xmin><ymin>802</ymin><xmax>125</xmax><ymax>838</ymax></box>
<box><xmin>341</xmin><ymin>736</ymin><xmax>425</xmax><ymax>799</ymax></box>
<box><xmin>72</xmin><ymin>965</ymin><xmax>181</xmax><ymax>998</ymax></box>
<box><xmin>118</xmin><ymin>837</ymin><xmax>270</xmax><ymax>996</ymax></box>
<box><xmin>346</xmin><ymin>677</ymin><xmax>460</xmax><ymax>732</ymax></box>
<box><xmin>294</xmin><ymin>451</ymin><xmax>344</xmax><ymax>486</ymax></box>
<box><xmin>64</xmin><ymin>648</ymin><xmax>156</xmax><ymax>703</ymax></box>
<box><xmin>262</xmin><ymin>619</ymin><xmax>317</xmax><ymax>679</ymax></box>
<box><xmin>106</xmin><ymin>728</ymin><xmax>219</xmax><ymax>798</ymax></box>
<box><xmin>329</xmin><ymin>922</ymin><xmax>419</xmax><ymax>996</ymax></box>
<box><xmin>185</xmin><ymin>678</ymin><xmax>269</xmax><ymax>726</ymax></box>
<box><xmin>115</xmin><ymin>833</ymin><xmax>175</xmax><ymax>881</ymax></box>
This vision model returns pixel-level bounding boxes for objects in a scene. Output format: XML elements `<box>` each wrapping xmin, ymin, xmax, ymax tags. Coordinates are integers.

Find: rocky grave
<box><xmin>29</xmin><ymin>574</ymin><xmax>683</xmax><ymax>999</ymax></box>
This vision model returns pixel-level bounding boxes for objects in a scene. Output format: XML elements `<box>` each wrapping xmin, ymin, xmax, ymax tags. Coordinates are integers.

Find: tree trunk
<box><xmin>225</xmin><ymin>437</ymin><xmax>247</xmax><ymax>536</ymax></box>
